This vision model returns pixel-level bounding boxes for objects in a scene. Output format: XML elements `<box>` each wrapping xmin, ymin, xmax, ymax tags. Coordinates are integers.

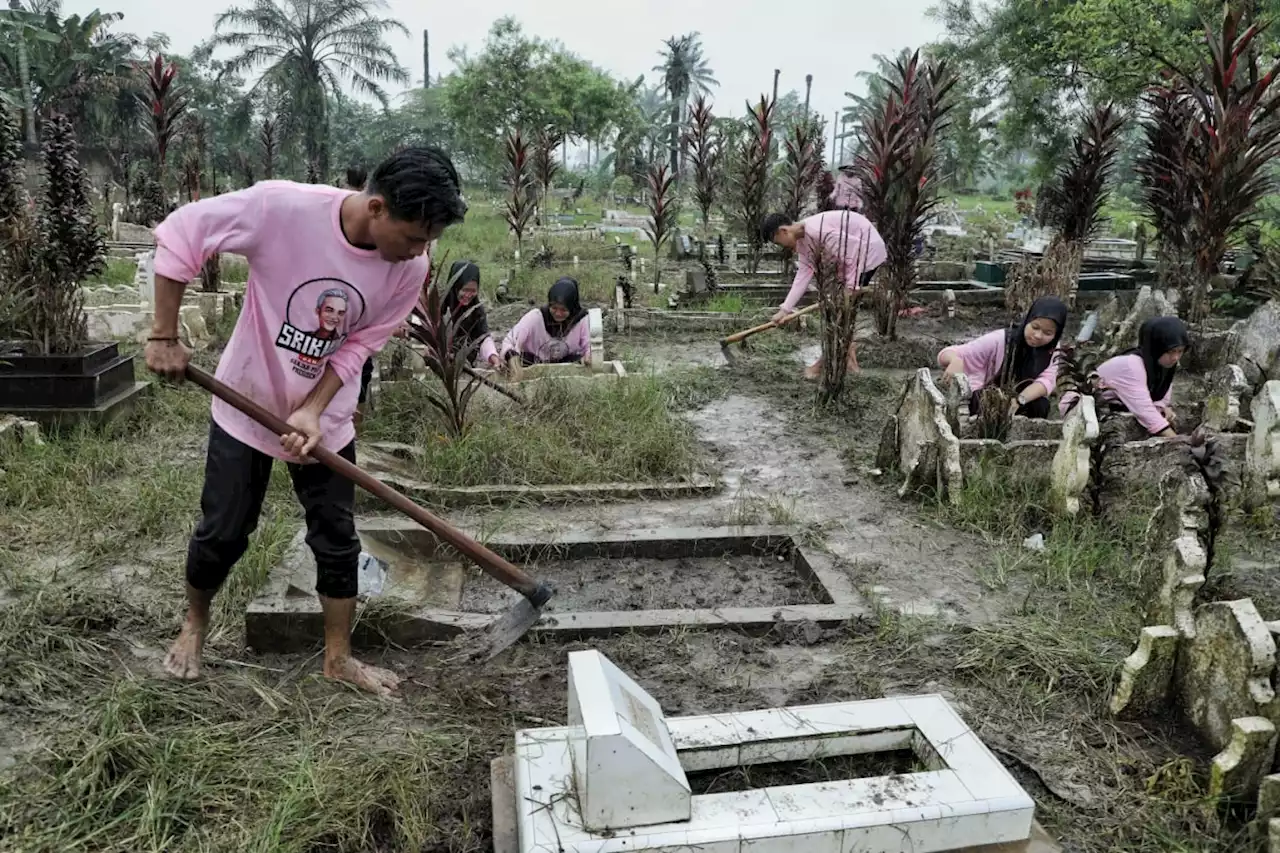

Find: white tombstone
<box><xmin>134</xmin><ymin>250</ymin><xmax>155</xmax><ymax>305</ymax></box>
<box><xmin>573</xmin><ymin>255</ymin><xmax>579</xmax><ymax>268</ymax></box>
<box><xmin>111</xmin><ymin>201</ymin><xmax>123</xmax><ymax>241</ymax></box>
<box><xmin>1050</xmin><ymin>396</ymin><xmax>1100</xmax><ymax>516</ymax></box>
<box><xmin>587</xmin><ymin>308</ymin><xmax>604</xmax><ymax>372</ymax></box>
<box><xmin>566</xmin><ymin>650</ymin><xmax>690</xmax><ymax>830</ymax></box>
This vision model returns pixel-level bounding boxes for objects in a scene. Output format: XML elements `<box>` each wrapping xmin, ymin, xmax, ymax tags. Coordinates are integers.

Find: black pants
<box><xmin>968</xmin><ymin>392</ymin><xmax>1051</xmax><ymax>420</ymax></box>
<box><xmin>357</xmin><ymin>358</ymin><xmax>374</xmax><ymax>404</ymax></box>
<box><xmin>186</xmin><ymin>421</ymin><xmax>361</xmax><ymax>599</ymax></box>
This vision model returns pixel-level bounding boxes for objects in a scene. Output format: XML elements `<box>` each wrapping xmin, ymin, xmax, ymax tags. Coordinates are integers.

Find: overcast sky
<box><xmin>64</xmin><ymin>0</ymin><xmax>944</xmax><ymax>135</ymax></box>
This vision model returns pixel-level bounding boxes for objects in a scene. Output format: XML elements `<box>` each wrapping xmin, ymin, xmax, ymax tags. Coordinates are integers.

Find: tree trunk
<box><xmin>14</xmin><ymin>21</ymin><xmax>35</xmax><ymax>145</ymax></box>
<box><xmin>668</xmin><ymin>103</ymin><xmax>680</xmax><ymax>180</ymax></box>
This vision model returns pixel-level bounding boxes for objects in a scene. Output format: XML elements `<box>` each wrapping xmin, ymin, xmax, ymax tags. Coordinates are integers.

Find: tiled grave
<box><xmin>245</xmin><ymin>523</ymin><xmax>864</xmax><ymax>651</ymax></box>
<box><xmin>498</xmin><ymin>650</ymin><xmax>1042</xmax><ymax>853</ymax></box>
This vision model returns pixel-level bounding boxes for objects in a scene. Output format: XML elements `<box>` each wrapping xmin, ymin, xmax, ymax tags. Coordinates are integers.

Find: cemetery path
<box><xmin>446</xmin><ymin>392</ymin><xmax>1016</xmax><ymax>624</ymax></box>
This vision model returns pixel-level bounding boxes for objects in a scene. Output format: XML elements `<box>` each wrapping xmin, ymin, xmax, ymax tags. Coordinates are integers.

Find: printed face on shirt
<box><xmin>366</xmin><ymin>197</ymin><xmax>446</xmax><ymax>264</ymax></box>
<box><xmin>1023</xmin><ymin>317</ymin><xmax>1058</xmax><ymax>348</ymax></box>
<box><xmin>1159</xmin><ymin>346</ymin><xmax>1186</xmax><ymax>368</ymax></box>
<box><xmin>317</xmin><ymin>294</ymin><xmax>348</xmax><ymax>333</ymax></box>
<box><xmin>275</xmin><ymin>278</ymin><xmax>366</xmax><ymax>380</ymax></box>
<box><xmin>548</xmin><ymin>302</ymin><xmax>570</xmax><ymax>322</ymax></box>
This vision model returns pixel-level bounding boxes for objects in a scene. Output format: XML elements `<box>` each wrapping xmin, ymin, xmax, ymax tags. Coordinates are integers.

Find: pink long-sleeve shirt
<box><xmin>1058</xmin><ymin>353</ymin><xmax>1173</xmax><ymax>434</ymax></box>
<box><xmin>155</xmin><ymin>181</ymin><xmax>429</xmax><ymax>460</ymax></box>
<box><xmin>938</xmin><ymin>330</ymin><xmax>1061</xmax><ymax>396</ymax></box>
<box><xmin>500</xmin><ymin>309</ymin><xmax>590</xmax><ymax>363</ymax></box>
<box><xmin>780</xmin><ymin>210</ymin><xmax>888</xmax><ymax>312</ymax></box>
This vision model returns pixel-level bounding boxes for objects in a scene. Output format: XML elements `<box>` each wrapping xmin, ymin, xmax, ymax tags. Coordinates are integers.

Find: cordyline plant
<box><xmin>0</xmin><ymin>106</ymin><xmax>34</xmax><ymax>344</ymax></box>
<box><xmin>1135</xmin><ymin>81</ymin><xmax>1198</xmax><ymax>297</ymax></box>
<box><xmin>136</xmin><ymin>54</ymin><xmax>188</xmax><ymax>186</ymax></box>
<box><xmin>259</xmin><ymin>117</ymin><xmax>277</xmax><ymax>180</ymax></box>
<box><xmin>732</xmin><ymin>94</ymin><xmax>775</xmax><ymax>274</ymax></box>
<box><xmin>854</xmin><ymin>51</ymin><xmax>956</xmax><ymax>340</ymax></box>
<box><xmin>813</xmin><ymin>234</ymin><xmax>869</xmax><ymax>403</ymax></box>
<box><xmin>643</xmin><ymin>162</ymin><xmax>680</xmax><ymax>294</ymax></box>
<box><xmin>503</xmin><ymin>129</ymin><xmax>537</xmax><ymax>262</ymax></box>
<box><xmin>1169</xmin><ymin>5</ymin><xmax>1280</xmax><ymax>321</ymax></box>
<box><xmin>683</xmin><ymin>94</ymin><xmax>723</xmax><ymax>237</ymax></box>
<box><xmin>1007</xmin><ymin>104</ymin><xmax>1124</xmax><ymax>314</ymax></box>
<box><xmin>402</xmin><ymin>266</ymin><xmax>482</xmax><ymax>439</ymax></box>
<box><xmin>1</xmin><ymin>112</ymin><xmax>100</xmax><ymax>353</ymax></box>
<box><xmin>532</xmin><ymin>126</ymin><xmax>563</xmax><ymax>227</ymax></box>
<box><xmin>782</xmin><ymin>117</ymin><xmax>826</xmax><ymax>274</ymax></box>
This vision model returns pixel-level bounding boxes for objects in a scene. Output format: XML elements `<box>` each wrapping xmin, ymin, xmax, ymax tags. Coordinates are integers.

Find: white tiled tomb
<box><xmin>508</xmin><ymin>650</ymin><xmax>1037</xmax><ymax>853</ymax></box>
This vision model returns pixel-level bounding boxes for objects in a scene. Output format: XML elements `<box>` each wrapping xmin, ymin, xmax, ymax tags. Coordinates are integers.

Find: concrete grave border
<box><xmin>245</xmin><ymin>522</ymin><xmax>866</xmax><ymax>652</ymax></box>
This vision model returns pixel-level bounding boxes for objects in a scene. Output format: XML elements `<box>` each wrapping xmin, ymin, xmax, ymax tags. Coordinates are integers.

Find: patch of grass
<box><xmin>363</xmin><ymin>376</ymin><xmax>705</xmax><ymax>486</ymax></box>
<box><xmin>0</xmin><ymin>675</ymin><xmax>482</xmax><ymax>853</ymax></box>
<box><xmin>82</xmin><ymin>257</ymin><xmax>136</xmax><ymax>286</ymax></box>
<box><xmin>698</xmin><ymin>293</ymin><xmax>744</xmax><ymax>314</ymax></box>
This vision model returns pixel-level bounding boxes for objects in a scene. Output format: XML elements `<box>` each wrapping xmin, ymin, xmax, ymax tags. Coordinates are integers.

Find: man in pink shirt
<box><xmin>144</xmin><ymin>147</ymin><xmax>466</xmax><ymax>696</ymax></box>
<box><xmin>761</xmin><ymin>210</ymin><xmax>887</xmax><ymax>379</ymax></box>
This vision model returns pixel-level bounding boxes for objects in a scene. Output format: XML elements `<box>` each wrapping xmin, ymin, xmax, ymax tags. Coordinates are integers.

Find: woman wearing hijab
<box><xmin>441</xmin><ymin>260</ymin><xmax>499</xmax><ymax>367</ymax></box>
<box><xmin>1060</xmin><ymin>316</ymin><xmax>1188</xmax><ymax>437</ymax></box>
<box><xmin>937</xmin><ymin>296</ymin><xmax>1069</xmax><ymax>418</ymax></box>
<box><xmin>501</xmin><ymin>277</ymin><xmax>591</xmax><ymax>368</ymax></box>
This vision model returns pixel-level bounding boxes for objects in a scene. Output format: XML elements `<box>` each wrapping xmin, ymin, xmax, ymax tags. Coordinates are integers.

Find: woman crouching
<box><xmin>501</xmin><ymin>277</ymin><xmax>591</xmax><ymax>371</ymax></box>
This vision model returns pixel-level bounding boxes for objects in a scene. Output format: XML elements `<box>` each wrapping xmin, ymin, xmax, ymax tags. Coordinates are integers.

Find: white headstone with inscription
<box><xmin>566</xmin><ymin>650</ymin><xmax>690</xmax><ymax>830</ymax></box>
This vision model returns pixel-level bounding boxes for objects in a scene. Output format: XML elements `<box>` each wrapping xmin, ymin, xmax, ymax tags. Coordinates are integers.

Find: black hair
<box><xmin>367</xmin><ymin>146</ymin><xmax>467</xmax><ymax>228</ymax></box>
<box><xmin>345</xmin><ymin>163</ymin><xmax>368</xmax><ymax>191</ymax></box>
<box><xmin>759</xmin><ymin>212</ymin><xmax>793</xmax><ymax>242</ymax></box>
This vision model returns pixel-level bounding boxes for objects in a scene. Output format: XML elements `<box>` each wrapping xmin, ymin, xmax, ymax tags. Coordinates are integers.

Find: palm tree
<box><xmin>841</xmin><ymin>48</ymin><xmax>914</xmax><ymax>152</ymax></box>
<box><xmin>655</xmin><ymin>32</ymin><xmax>717</xmax><ymax>179</ymax></box>
<box><xmin>207</xmin><ymin>0</ymin><xmax>409</xmax><ymax>179</ymax></box>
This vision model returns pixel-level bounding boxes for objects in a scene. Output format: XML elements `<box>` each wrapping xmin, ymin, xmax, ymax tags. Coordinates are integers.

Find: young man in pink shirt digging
<box><xmin>145</xmin><ymin>147</ymin><xmax>466</xmax><ymax>696</ymax></box>
<box><xmin>761</xmin><ymin>210</ymin><xmax>887</xmax><ymax>380</ymax></box>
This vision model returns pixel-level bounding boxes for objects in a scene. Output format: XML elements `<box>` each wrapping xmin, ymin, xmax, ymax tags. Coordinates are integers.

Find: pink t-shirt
<box><xmin>831</xmin><ymin>171</ymin><xmax>864</xmax><ymax>211</ymax></box>
<box><xmin>1059</xmin><ymin>353</ymin><xmax>1172</xmax><ymax>434</ymax></box>
<box><xmin>500</xmin><ymin>309</ymin><xmax>590</xmax><ymax>363</ymax></box>
<box><xmin>938</xmin><ymin>330</ymin><xmax>1061</xmax><ymax>395</ymax></box>
<box><xmin>780</xmin><ymin>210</ymin><xmax>888</xmax><ymax>311</ymax></box>
<box><xmin>154</xmin><ymin>181</ymin><xmax>429</xmax><ymax>460</ymax></box>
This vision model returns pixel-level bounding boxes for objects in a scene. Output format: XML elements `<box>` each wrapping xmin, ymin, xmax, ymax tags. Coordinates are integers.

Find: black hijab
<box><xmin>541</xmin><ymin>277</ymin><xmax>587</xmax><ymax>338</ymax></box>
<box><xmin>441</xmin><ymin>260</ymin><xmax>488</xmax><ymax>343</ymax></box>
<box><xmin>1002</xmin><ymin>296</ymin><xmax>1068</xmax><ymax>385</ymax></box>
<box><xmin>1126</xmin><ymin>316</ymin><xmax>1188</xmax><ymax>402</ymax></box>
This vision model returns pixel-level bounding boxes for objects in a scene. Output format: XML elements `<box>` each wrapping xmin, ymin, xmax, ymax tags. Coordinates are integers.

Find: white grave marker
<box><xmin>134</xmin><ymin>250</ymin><xmax>155</xmax><ymax>305</ymax></box>
<box><xmin>587</xmin><ymin>309</ymin><xmax>604</xmax><ymax>373</ymax></box>
<box><xmin>566</xmin><ymin>650</ymin><xmax>690</xmax><ymax>830</ymax></box>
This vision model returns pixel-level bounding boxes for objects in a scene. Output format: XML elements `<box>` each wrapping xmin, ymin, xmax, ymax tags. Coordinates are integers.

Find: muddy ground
<box><xmin>459</xmin><ymin>552</ymin><xmax>821</xmax><ymax>613</ymax></box>
<box><xmin>0</xmin><ymin>304</ymin><xmax>1269</xmax><ymax>852</ymax></box>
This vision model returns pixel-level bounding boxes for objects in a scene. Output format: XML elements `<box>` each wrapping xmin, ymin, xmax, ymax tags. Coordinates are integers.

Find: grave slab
<box><xmin>1210</xmin><ymin>716</ymin><xmax>1278</xmax><ymax>800</ymax></box>
<box><xmin>1110</xmin><ymin>625</ymin><xmax>1181</xmax><ymax>719</ymax></box>
<box><xmin>1247</xmin><ymin>380</ymin><xmax>1280</xmax><ymax>506</ymax></box>
<box><xmin>246</xmin><ymin>522</ymin><xmax>865</xmax><ymax>652</ymax></box>
<box><xmin>508</xmin><ymin>650</ymin><xmax>1041</xmax><ymax>853</ymax></box>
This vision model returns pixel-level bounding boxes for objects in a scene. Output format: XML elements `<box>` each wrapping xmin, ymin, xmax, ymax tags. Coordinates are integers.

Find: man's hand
<box><xmin>282</xmin><ymin>407</ymin><xmax>323</xmax><ymax>460</ymax></box>
<box><xmin>145</xmin><ymin>338</ymin><xmax>192</xmax><ymax>380</ymax></box>
<box><xmin>772</xmin><ymin>308</ymin><xmax>793</xmax><ymax>325</ymax></box>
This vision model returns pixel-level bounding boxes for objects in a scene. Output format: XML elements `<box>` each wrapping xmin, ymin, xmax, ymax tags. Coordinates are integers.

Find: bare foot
<box><xmin>163</xmin><ymin>617</ymin><xmax>205</xmax><ymax>680</ymax></box>
<box><xmin>324</xmin><ymin>655</ymin><xmax>402</xmax><ymax>696</ymax></box>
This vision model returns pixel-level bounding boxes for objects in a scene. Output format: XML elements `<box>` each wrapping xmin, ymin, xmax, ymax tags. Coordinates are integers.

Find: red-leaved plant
<box><xmin>781</xmin><ymin>117</ymin><xmax>825</xmax><ymax>274</ymax></box>
<box><xmin>402</xmin><ymin>264</ymin><xmax>482</xmax><ymax>439</ymax></box>
<box><xmin>732</xmin><ymin>94</ymin><xmax>775</xmax><ymax>274</ymax></box>
<box><xmin>683</xmin><ymin>94</ymin><xmax>723</xmax><ymax>238</ymax></box>
<box><xmin>259</xmin><ymin>117</ymin><xmax>277</xmax><ymax>180</ymax></box>
<box><xmin>503</xmin><ymin>129</ymin><xmax>537</xmax><ymax>262</ymax></box>
<box><xmin>136</xmin><ymin>54</ymin><xmax>188</xmax><ymax>185</ymax></box>
<box><xmin>1173</xmin><ymin>5</ymin><xmax>1280</xmax><ymax>320</ymax></box>
<box><xmin>643</xmin><ymin>161</ymin><xmax>680</xmax><ymax>293</ymax></box>
<box><xmin>854</xmin><ymin>51</ymin><xmax>956</xmax><ymax>339</ymax></box>
<box><xmin>1135</xmin><ymin>80</ymin><xmax>1198</xmax><ymax>297</ymax></box>
<box><xmin>532</xmin><ymin>126</ymin><xmax>563</xmax><ymax>227</ymax></box>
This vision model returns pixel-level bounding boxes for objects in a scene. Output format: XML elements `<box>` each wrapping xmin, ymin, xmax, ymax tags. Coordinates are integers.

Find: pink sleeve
<box><xmin>1033</xmin><ymin>349</ymin><xmax>1062</xmax><ymax>396</ymax></box>
<box><xmin>780</xmin><ymin>254</ymin><xmax>815</xmax><ymax>312</ymax></box>
<box><xmin>153</xmin><ymin>184</ymin><xmax>266</xmax><ymax>281</ymax></box>
<box><xmin>478</xmin><ymin>336</ymin><xmax>498</xmax><ymax>363</ymax></box>
<box><xmin>328</xmin><ymin>260</ymin><xmax>429</xmax><ymax>388</ymax></box>
<box><xmin>949</xmin><ymin>330</ymin><xmax>1005</xmax><ymax>386</ymax></box>
<box><xmin>572</xmin><ymin>317</ymin><xmax>591</xmax><ymax>358</ymax></box>
<box><xmin>1158</xmin><ymin>387</ymin><xmax>1173</xmax><ymax>410</ymax></box>
<box><xmin>502</xmin><ymin>310</ymin><xmax>539</xmax><ymax>357</ymax></box>
<box><xmin>1098</xmin><ymin>356</ymin><xmax>1169</xmax><ymax>434</ymax></box>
